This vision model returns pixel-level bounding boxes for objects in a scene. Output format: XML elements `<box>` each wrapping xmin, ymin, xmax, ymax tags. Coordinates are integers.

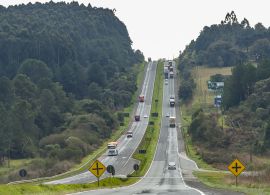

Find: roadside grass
<box><xmin>0</xmin><ymin>177</ymin><xmax>138</xmax><ymax>195</ymax></box>
<box><xmin>180</xmin><ymin>66</ymin><xmax>232</xmax><ymax>170</ymax></box>
<box><xmin>131</xmin><ymin>60</ymin><xmax>163</xmax><ymax>177</ymax></box>
<box><xmin>192</xmin><ymin>66</ymin><xmax>232</xmax><ymax>106</ymax></box>
<box><xmin>0</xmin><ymin>159</ymin><xmax>32</xmax><ymax>178</ymax></box>
<box><xmin>182</xmin><ymin>66</ymin><xmax>270</xmax><ymax>193</ymax></box>
<box><xmin>194</xmin><ymin>171</ymin><xmax>270</xmax><ymax>195</ymax></box>
<box><xmin>180</xmin><ymin>107</ymin><xmax>216</xmax><ymax>171</ymax></box>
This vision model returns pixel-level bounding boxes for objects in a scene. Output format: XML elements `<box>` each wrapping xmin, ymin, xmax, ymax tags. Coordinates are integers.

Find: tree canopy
<box><xmin>0</xmin><ymin>2</ymin><xmax>144</xmax><ymax>182</ymax></box>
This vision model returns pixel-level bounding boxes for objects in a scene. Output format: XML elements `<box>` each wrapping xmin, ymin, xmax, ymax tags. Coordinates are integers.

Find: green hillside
<box><xmin>0</xmin><ymin>1</ymin><xmax>144</xmax><ymax>183</ymax></box>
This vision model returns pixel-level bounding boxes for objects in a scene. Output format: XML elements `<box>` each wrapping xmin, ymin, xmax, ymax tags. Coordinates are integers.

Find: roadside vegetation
<box><xmin>178</xmin><ymin>11</ymin><xmax>270</xmax><ymax>194</ymax></box>
<box><xmin>0</xmin><ymin>2</ymin><xmax>145</xmax><ymax>183</ymax></box>
<box><xmin>0</xmin><ymin>61</ymin><xmax>163</xmax><ymax>194</ymax></box>
<box><xmin>0</xmin><ymin>177</ymin><xmax>138</xmax><ymax>195</ymax></box>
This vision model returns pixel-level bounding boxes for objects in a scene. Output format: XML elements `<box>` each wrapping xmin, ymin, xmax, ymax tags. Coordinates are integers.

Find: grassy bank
<box><xmin>0</xmin><ymin>177</ymin><xmax>137</xmax><ymax>195</ymax></box>
<box><xmin>181</xmin><ymin>66</ymin><xmax>270</xmax><ymax>194</ymax></box>
<box><xmin>194</xmin><ymin>171</ymin><xmax>270</xmax><ymax>195</ymax></box>
<box><xmin>131</xmin><ymin>60</ymin><xmax>163</xmax><ymax>176</ymax></box>
<box><xmin>180</xmin><ymin>66</ymin><xmax>232</xmax><ymax>170</ymax></box>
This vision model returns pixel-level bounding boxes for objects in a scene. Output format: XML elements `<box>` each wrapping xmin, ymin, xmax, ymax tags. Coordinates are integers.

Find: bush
<box><xmin>39</xmin><ymin>134</ymin><xmax>67</xmax><ymax>148</ymax></box>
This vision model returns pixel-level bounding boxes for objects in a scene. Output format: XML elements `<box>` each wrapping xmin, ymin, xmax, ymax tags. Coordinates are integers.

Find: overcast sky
<box><xmin>1</xmin><ymin>0</ymin><xmax>270</xmax><ymax>60</ymax></box>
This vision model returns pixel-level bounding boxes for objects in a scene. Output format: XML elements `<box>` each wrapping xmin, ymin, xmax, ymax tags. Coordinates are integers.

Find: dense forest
<box><xmin>0</xmin><ymin>2</ymin><xmax>144</xmax><ymax>181</ymax></box>
<box><xmin>178</xmin><ymin>12</ymin><xmax>270</xmax><ymax>168</ymax></box>
<box><xmin>179</xmin><ymin>11</ymin><xmax>270</xmax><ymax>68</ymax></box>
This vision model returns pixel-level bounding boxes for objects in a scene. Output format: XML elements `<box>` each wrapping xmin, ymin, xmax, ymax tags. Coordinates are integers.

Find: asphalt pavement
<box><xmin>72</xmin><ymin>61</ymin><xmax>204</xmax><ymax>194</ymax></box>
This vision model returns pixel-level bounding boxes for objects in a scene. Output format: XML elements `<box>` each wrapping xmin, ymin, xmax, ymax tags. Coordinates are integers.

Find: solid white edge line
<box><xmin>69</xmin><ymin>62</ymin><xmax>158</xmax><ymax>194</ymax></box>
<box><xmin>173</xmin><ymin>67</ymin><xmax>205</xmax><ymax>195</ymax></box>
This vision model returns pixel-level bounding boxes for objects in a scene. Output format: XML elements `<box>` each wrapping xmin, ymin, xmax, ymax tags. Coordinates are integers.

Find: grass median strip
<box><xmin>131</xmin><ymin>60</ymin><xmax>163</xmax><ymax>176</ymax></box>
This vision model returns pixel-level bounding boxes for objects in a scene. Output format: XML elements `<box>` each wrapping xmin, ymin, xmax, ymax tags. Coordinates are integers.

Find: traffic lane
<box><xmin>111</xmin><ymin>62</ymin><xmax>157</xmax><ymax>174</ymax></box>
<box><xmin>153</xmin><ymin>80</ymin><xmax>169</xmax><ymax>162</ymax></box>
<box><xmin>98</xmin><ymin>62</ymin><xmax>156</xmax><ymax>175</ymax></box>
<box><xmin>71</xmin><ymin>61</ymin><xmax>201</xmax><ymax>194</ymax></box>
<box><xmin>99</xmin><ymin>62</ymin><xmax>156</xmax><ymax>175</ymax></box>
<box><xmin>46</xmin><ymin>63</ymin><xmax>155</xmax><ymax>184</ymax></box>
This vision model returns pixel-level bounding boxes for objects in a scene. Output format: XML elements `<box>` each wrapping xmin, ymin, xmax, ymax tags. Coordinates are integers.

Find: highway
<box><xmin>46</xmin><ymin>61</ymin><xmax>157</xmax><ymax>184</ymax></box>
<box><xmin>72</xmin><ymin>61</ymin><xmax>204</xmax><ymax>194</ymax></box>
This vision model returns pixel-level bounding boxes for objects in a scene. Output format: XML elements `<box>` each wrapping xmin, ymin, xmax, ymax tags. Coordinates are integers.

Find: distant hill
<box><xmin>179</xmin><ymin>11</ymin><xmax>270</xmax><ymax>68</ymax></box>
<box><xmin>0</xmin><ymin>1</ymin><xmax>143</xmax><ymax>97</ymax></box>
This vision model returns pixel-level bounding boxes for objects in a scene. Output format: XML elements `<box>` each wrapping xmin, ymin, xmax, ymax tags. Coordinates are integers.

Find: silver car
<box><xmin>168</xmin><ymin>162</ymin><xmax>176</xmax><ymax>170</ymax></box>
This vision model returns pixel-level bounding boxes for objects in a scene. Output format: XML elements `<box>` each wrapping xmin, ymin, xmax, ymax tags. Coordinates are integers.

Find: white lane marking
<box><xmin>48</xmin><ymin>63</ymin><xmax>154</xmax><ymax>185</ymax></box>
<box><xmin>110</xmin><ymin>62</ymin><xmax>159</xmax><ymax>189</ymax></box>
<box><xmin>171</xmin><ymin>70</ymin><xmax>205</xmax><ymax>195</ymax></box>
<box><xmin>121</xmin><ymin>62</ymin><xmax>154</xmax><ymax>168</ymax></box>
<box><xmin>178</xmin><ymin>153</ymin><xmax>199</xmax><ymax>170</ymax></box>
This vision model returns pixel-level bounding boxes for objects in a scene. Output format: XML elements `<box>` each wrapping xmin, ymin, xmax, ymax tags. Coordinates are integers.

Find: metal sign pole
<box><xmin>97</xmin><ymin>177</ymin><xmax>99</xmax><ymax>187</ymax></box>
<box><xmin>110</xmin><ymin>173</ymin><xmax>112</xmax><ymax>188</ymax></box>
<box><xmin>236</xmin><ymin>176</ymin><xmax>237</xmax><ymax>187</ymax></box>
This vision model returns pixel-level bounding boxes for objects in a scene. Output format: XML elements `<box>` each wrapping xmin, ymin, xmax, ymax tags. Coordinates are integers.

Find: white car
<box><xmin>143</xmin><ymin>114</ymin><xmax>148</xmax><ymax>118</ymax></box>
<box><xmin>108</xmin><ymin>149</ymin><xmax>118</xmax><ymax>156</ymax></box>
<box><xmin>165</xmin><ymin>81</ymin><xmax>168</xmax><ymax>85</ymax></box>
<box><xmin>168</xmin><ymin>162</ymin><xmax>176</xmax><ymax>170</ymax></box>
<box><xmin>166</xmin><ymin>113</ymin><xmax>170</xmax><ymax>117</ymax></box>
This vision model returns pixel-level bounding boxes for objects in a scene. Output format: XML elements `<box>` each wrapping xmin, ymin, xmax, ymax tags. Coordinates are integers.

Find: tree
<box><xmin>250</xmin><ymin>39</ymin><xmax>270</xmax><ymax>62</ymax></box>
<box><xmin>18</xmin><ymin>59</ymin><xmax>52</xmax><ymax>83</ymax></box>
<box><xmin>257</xmin><ymin>60</ymin><xmax>270</xmax><ymax>80</ymax></box>
<box><xmin>223</xmin><ymin>63</ymin><xmax>257</xmax><ymax>109</ymax></box>
<box><xmin>179</xmin><ymin>80</ymin><xmax>195</xmax><ymax>101</ymax></box>
<box><xmin>87</xmin><ymin>64</ymin><xmax>107</xmax><ymax>86</ymax></box>
<box><xmin>0</xmin><ymin>76</ymin><xmax>14</xmax><ymax>107</ymax></box>
<box><xmin>13</xmin><ymin>74</ymin><xmax>37</xmax><ymax>103</ymax></box>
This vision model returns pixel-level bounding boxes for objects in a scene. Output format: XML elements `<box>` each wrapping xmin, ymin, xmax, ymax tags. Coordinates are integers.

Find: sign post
<box><xmin>19</xmin><ymin>169</ymin><xmax>27</xmax><ymax>178</ymax></box>
<box><xmin>106</xmin><ymin>165</ymin><xmax>115</xmax><ymax>188</ymax></box>
<box><xmin>133</xmin><ymin>164</ymin><xmax>139</xmax><ymax>176</ymax></box>
<box><xmin>89</xmin><ymin>160</ymin><xmax>106</xmax><ymax>187</ymax></box>
<box><xmin>228</xmin><ymin>159</ymin><xmax>245</xmax><ymax>186</ymax></box>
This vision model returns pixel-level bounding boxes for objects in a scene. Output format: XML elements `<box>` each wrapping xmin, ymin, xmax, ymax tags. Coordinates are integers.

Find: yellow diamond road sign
<box><xmin>228</xmin><ymin>159</ymin><xmax>245</xmax><ymax>177</ymax></box>
<box><xmin>89</xmin><ymin>160</ymin><xmax>106</xmax><ymax>178</ymax></box>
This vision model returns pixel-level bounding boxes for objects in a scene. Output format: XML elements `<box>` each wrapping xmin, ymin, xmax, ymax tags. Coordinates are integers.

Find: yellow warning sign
<box><xmin>89</xmin><ymin>160</ymin><xmax>106</xmax><ymax>178</ymax></box>
<box><xmin>228</xmin><ymin>159</ymin><xmax>245</xmax><ymax>177</ymax></box>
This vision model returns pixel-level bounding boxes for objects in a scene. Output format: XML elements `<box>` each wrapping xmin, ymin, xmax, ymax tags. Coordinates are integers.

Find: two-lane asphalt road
<box><xmin>73</xmin><ymin>61</ymin><xmax>203</xmax><ymax>194</ymax></box>
<box><xmin>47</xmin><ymin>62</ymin><xmax>157</xmax><ymax>184</ymax></box>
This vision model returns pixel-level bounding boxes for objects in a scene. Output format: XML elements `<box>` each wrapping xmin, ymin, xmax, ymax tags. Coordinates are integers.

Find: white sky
<box><xmin>1</xmin><ymin>0</ymin><xmax>270</xmax><ymax>60</ymax></box>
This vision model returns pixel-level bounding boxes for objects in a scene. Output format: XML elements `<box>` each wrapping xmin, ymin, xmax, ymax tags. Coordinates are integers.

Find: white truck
<box><xmin>108</xmin><ymin>149</ymin><xmax>118</xmax><ymax>156</ymax></box>
<box><xmin>107</xmin><ymin>142</ymin><xmax>118</xmax><ymax>156</ymax></box>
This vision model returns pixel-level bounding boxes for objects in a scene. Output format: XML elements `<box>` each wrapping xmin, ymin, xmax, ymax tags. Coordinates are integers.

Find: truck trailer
<box><xmin>169</xmin><ymin>116</ymin><xmax>176</xmax><ymax>128</ymax></box>
<box><xmin>135</xmin><ymin>115</ymin><xmax>140</xmax><ymax>121</ymax></box>
<box><xmin>139</xmin><ymin>95</ymin><xmax>145</xmax><ymax>102</ymax></box>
